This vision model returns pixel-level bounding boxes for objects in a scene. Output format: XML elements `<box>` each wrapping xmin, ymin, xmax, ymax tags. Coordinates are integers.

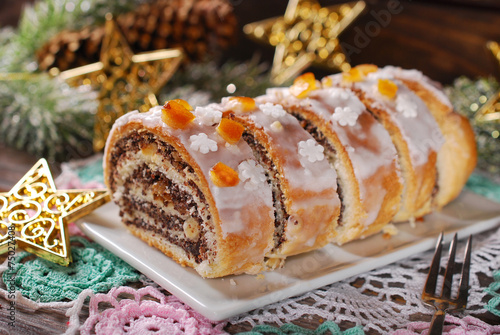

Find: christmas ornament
<box><xmin>0</xmin><ymin>159</ymin><xmax>110</xmax><ymax>266</ymax></box>
<box><xmin>243</xmin><ymin>0</ymin><xmax>366</xmax><ymax>84</ymax></box>
<box><xmin>445</xmin><ymin>76</ymin><xmax>500</xmax><ymax>179</ymax></box>
<box><xmin>37</xmin><ymin>0</ymin><xmax>237</xmax><ymax>72</ymax></box>
<box><xmin>476</xmin><ymin>90</ymin><xmax>500</xmax><ymax>124</ymax></box>
<box><xmin>58</xmin><ymin>14</ymin><xmax>184</xmax><ymax>152</ymax></box>
<box><xmin>482</xmin><ymin>41</ymin><xmax>500</xmax><ymax>124</ymax></box>
<box><xmin>487</xmin><ymin>40</ymin><xmax>500</xmax><ymax>70</ymax></box>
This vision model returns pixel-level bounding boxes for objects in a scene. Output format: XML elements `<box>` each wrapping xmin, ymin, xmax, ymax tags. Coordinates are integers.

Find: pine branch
<box><xmin>0</xmin><ymin>75</ymin><xmax>98</xmax><ymax>161</ymax></box>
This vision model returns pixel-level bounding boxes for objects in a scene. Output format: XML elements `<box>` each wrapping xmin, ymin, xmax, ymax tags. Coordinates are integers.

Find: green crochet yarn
<box><xmin>465</xmin><ymin>173</ymin><xmax>500</xmax><ymax>203</ymax></box>
<box><xmin>237</xmin><ymin>322</ymin><xmax>365</xmax><ymax>335</ymax></box>
<box><xmin>485</xmin><ymin>266</ymin><xmax>500</xmax><ymax>317</ymax></box>
<box><xmin>3</xmin><ymin>236</ymin><xmax>140</xmax><ymax>302</ymax></box>
<box><xmin>76</xmin><ymin>156</ymin><xmax>105</xmax><ymax>185</ymax></box>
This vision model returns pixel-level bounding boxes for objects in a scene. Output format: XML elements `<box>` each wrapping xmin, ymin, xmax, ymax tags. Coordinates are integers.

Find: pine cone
<box><xmin>37</xmin><ymin>0</ymin><xmax>238</xmax><ymax>71</ymax></box>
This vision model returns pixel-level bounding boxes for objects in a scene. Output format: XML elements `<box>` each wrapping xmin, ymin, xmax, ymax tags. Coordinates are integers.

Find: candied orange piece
<box><xmin>342</xmin><ymin>68</ymin><xmax>362</xmax><ymax>83</ymax></box>
<box><xmin>377</xmin><ymin>79</ymin><xmax>398</xmax><ymax>99</ymax></box>
<box><xmin>290</xmin><ymin>72</ymin><xmax>317</xmax><ymax>98</ymax></box>
<box><xmin>216</xmin><ymin>118</ymin><xmax>244</xmax><ymax>144</ymax></box>
<box><xmin>210</xmin><ymin>162</ymin><xmax>239</xmax><ymax>187</ymax></box>
<box><xmin>321</xmin><ymin>76</ymin><xmax>333</xmax><ymax>88</ymax></box>
<box><xmin>342</xmin><ymin>64</ymin><xmax>378</xmax><ymax>83</ymax></box>
<box><xmin>228</xmin><ymin>96</ymin><xmax>256</xmax><ymax>112</ymax></box>
<box><xmin>356</xmin><ymin>64</ymin><xmax>378</xmax><ymax>76</ymax></box>
<box><xmin>161</xmin><ymin>100</ymin><xmax>195</xmax><ymax>129</ymax></box>
<box><xmin>170</xmin><ymin>99</ymin><xmax>193</xmax><ymax>111</ymax></box>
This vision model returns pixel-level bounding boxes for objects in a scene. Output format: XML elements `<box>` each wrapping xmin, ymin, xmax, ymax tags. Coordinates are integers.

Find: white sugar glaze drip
<box><xmin>109</xmin><ymin>106</ymin><xmax>274</xmax><ymax>238</ymax></box>
<box><xmin>355</xmin><ymin>76</ymin><xmax>445</xmax><ymax>167</ymax></box>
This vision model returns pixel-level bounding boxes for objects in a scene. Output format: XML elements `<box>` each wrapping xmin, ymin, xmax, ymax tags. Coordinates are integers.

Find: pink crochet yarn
<box><xmin>392</xmin><ymin>314</ymin><xmax>500</xmax><ymax>335</ymax></box>
<box><xmin>80</xmin><ymin>286</ymin><xmax>227</xmax><ymax>335</ymax></box>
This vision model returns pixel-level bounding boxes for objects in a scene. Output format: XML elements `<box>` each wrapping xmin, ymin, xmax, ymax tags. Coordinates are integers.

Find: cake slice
<box><xmin>219</xmin><ymin>96</ymin><xmax>341</xmax><ymax>267</ymax></box>
<box><xmin>104</xmin><ymin>100</ymin><xmax>275</xmax><ymax>278</ymax></box>
<box><xmin>330</xmin><ymin>68</ymin><xmax>445</xmax><ymax>221</ymax></box>
<box><xmin>372</xmin><ymin>66</ymin><xmax>477</xmax><ymax>210</ymax></box>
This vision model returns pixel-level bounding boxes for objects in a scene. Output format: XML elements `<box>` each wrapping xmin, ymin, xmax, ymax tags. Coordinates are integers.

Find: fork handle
<box><xmin>429</xmin><ymin>310</ymin><xmax>446</xmax><ymax>335</ymax></box>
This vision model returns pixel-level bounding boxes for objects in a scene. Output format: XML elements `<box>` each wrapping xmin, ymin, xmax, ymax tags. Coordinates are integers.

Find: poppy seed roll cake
<box><xmin>104</xmin><ymin>65</ymin><xmax>476</xmax><ymax>278</ymax></box>
<box><xmin>104</xmin><ymin>104</ymin><xmax>275</xmax><ymax>278</ymax></box>
<box><xmin>219</xmin><ymin>97</ymin><xmax>341</xmax><ymax>266</ymax></box>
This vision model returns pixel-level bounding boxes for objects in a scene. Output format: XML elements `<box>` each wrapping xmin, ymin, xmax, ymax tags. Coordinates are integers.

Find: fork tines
<box><xmin>423</xmin><ymin>232</ymin><xmax>472</xmax><ymax>309</ymax></box>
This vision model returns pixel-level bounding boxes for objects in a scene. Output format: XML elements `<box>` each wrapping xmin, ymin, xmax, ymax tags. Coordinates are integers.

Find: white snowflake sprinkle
<box><xmin>395</xmin><ymin>92</ymin><xmax>418</xmax><ymax>118</ymax></box>
<box><xmin>194</xmin><ymin>105</ymin><xmax>222</xmax><ymax>126</ymax></box>
<box><xmin>238</xmin><ymin>160</ymin><xmax>267</xmax><ymax>190</ymax></box>
<box><xmin>259</xmin><ymin>102</ymin><xmax>287</xmax><ymax>118</ymax></box>
<box><xmin>189</xmin><ymin>133</ymin><xmax>218</xmax><ymax>154</ymax></box>
<box><xmin>331</xmin><ymin>106</ymin><xmax>359</xmax><ymax>126</ymax></box>
<box><xmin>298</xmin><ymin>139</ymin><xmax>324</xmax><ymax>163</ymax></box>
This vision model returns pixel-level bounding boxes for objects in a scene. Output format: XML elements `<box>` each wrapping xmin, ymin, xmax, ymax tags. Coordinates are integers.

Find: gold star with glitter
<box><xmin>478</xmin><ymin>41</ymin><xmax>500</xmax><ymax>124</ymax></box>
<box><xmin>244</xmin><ymin>0</ymin><xmax>365</xmax><ymax>84</ymax></box>
<box><xmin>57</xmin><ymin>14</ymin><xmax>184</xmax><ymax>152</ymax></box>
<box><xmin>0</xmin><ymin>159</ymin><xmax>110</xmax><ymax>266</ymax></box>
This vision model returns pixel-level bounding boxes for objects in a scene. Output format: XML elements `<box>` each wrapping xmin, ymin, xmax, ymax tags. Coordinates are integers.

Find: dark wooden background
<box><xmin>224</xmin><ymin>0</ymin><xmax>500</xmax><ymax>84</ymax></box>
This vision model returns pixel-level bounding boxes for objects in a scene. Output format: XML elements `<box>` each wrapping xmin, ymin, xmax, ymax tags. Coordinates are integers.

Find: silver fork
<box><xmin>421</xmin><ymin>232</ymin><xmax>472</xmax><ymax>335</ymax></box>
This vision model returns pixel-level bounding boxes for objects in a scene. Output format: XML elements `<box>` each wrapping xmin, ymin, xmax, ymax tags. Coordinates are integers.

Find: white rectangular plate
<box><xmin>76</xmin><ymin>190</ymin><xmax>500</xmax><ymax>321</ymax></box>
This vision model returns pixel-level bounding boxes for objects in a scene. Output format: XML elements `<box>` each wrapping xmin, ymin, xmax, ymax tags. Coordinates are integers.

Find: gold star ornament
<box><xmin>57</xmin><ymin>14</ymin><xmax>184</xmax><ymax>152</ymax></box>
<box><xmin>244</xmin><ymin>0</ymin><xmax>366</xmax><ymax>84</ymax></box>
<box><xmin>0</xmin><ymin>159</ymin><xmax>110</xmax><ymax>266</ymax></box>
<box><xmin>479</xmin><ymin>41</ymin><xmax>500</xmax><ymax>124</ymax></box>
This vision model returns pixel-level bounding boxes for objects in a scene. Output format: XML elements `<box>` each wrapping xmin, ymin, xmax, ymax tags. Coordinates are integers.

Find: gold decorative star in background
<box><xmin>0</xmin><ymin>159</ymin><xmax>110</xmax><ymax>266</ymax></box>
<box><xmin>244</xmin><ymin>0</ymin><xmax>366</xmax><ymax>84</ymax></box>
<box><xmin>478</xmin><ymin>41</ymin><xmax>500</xmax><ymax>124</ymax></box>
<box><xmin>57</xmin><ymin>14</ymin><xmax>184</xmax><ymax>152</ymax></box>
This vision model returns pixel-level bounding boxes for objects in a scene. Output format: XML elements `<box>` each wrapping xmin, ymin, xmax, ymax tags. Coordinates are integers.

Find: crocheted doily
<box><xmin>227</xmin><ymin>227</ymin><xmax>500</xmax><ymax>334</ymax></box>
<box><xmin>1</xmin><ymin>236</ymin><xmax>140</xmax><ymax>302</ymax></box>
<box><xmin>66</xmin><ymin>286</ymin><xmax>227</xmax><ymax>335</ymax></box>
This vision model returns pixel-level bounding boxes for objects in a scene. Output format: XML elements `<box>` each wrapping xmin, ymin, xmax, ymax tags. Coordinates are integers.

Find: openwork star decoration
<box><xmin>0</xmin><ymin>159</ymin><xmax>110</xmax><ymax>266</ymax></box>
<box><xmin>58</xmin><ymin>14</ymin><xmax>184</xmax><ymax>152</ymax></box>
<box><xmin>244</xmin><ymin>0</ymin><xmax>366</xmax><ymax>84</ymax></box>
